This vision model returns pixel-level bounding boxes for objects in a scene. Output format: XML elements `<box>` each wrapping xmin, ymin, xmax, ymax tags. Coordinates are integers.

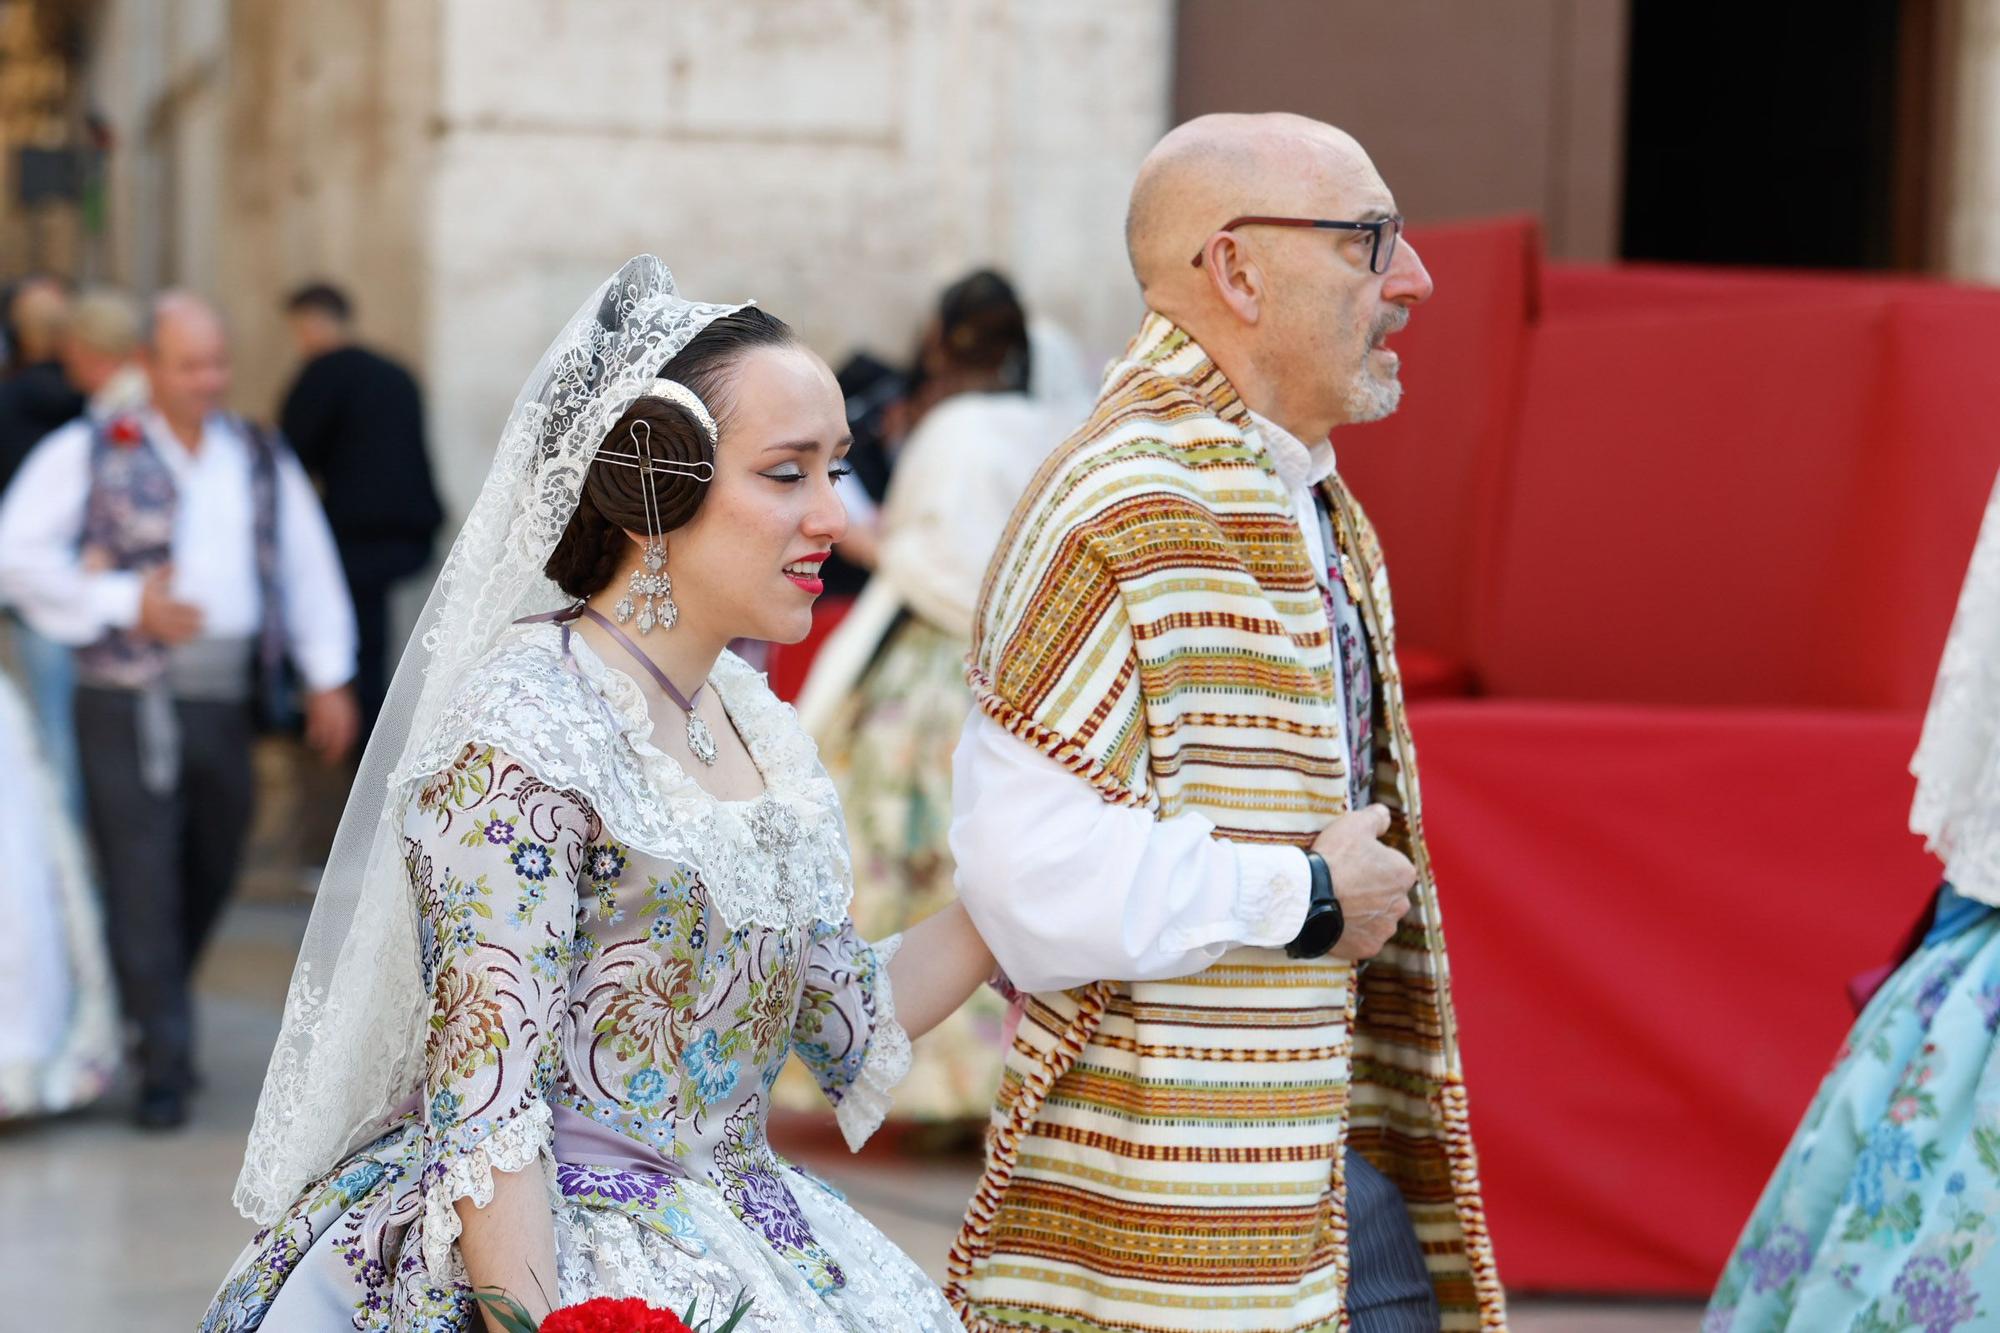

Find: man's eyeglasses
<box><xmin>1191</xmin><ymin>214</ymin><xmax>1405</xmax><ymax>276</ymax></box>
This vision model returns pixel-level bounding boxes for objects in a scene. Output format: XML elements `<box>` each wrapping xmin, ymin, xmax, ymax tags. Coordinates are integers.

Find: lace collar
<box><xmin>392</xmin><ymin>622</ymin><xmax>853</xmax><ymax>932</ymax></box>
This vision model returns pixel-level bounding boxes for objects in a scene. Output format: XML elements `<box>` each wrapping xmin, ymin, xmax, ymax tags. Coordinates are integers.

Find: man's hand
<box><xmin>304</xmin><ymin>685</ymin><xmax>361</xmax><ymax>764</ymax></box>
<box><xmin>136</xmin><ymin>565</ymin><xmax>203</xmax><ymax>645</ymax></box>
<box><xmin>1308</xmin><ymin>803</ymin><xmax>1417</xmax><ymax>961</ymax></box>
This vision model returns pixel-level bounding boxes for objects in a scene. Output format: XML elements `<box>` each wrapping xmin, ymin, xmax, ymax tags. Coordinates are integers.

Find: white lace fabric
<box><xmin>236</xmin><ymin>258</ymin><xmax>750</xmax><ymax>1224</ymax></box>
<box><xmin>393</xmin><ymin>624</ymin><xmax>853</xmax><ymax>934</ymax></box>
<box><xmin>1911</xmin><ymin>471</ymin><xmax>2000</xmax><ymax>906</ymax></box>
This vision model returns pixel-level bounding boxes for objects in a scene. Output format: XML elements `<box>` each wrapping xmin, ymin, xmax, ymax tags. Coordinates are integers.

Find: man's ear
<box><xmin>1199</xmin><ymin>232</ymin><xmax>1264</xmax><ymax>325</ymax></box>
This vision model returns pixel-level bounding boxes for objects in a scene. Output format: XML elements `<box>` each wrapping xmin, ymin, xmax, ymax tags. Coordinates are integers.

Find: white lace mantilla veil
<box><xmin>1911</xmin><ymin>467</ymin><xmax>2000</xmax><ymax>907</ymax></box>
<box><xmin>234</xmin><ymin>257</ymin><xmax>748</xmax><ymax>1222</ymax></box>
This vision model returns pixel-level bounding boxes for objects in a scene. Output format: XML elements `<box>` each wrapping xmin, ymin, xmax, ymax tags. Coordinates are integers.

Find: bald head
<box><xmin>147</xmin><ymin>290</ymin><xmax>226</xmax><ymax>350</ymax></box>
<box><xmin>1126</xmin><ymin>114</ymin><xmax>1380</xmax><ymax>298</ymax></box>
<box><xmin>144</xmin><ymin>289</ymin><xmax>232</xmax><ymax>431</ymax></box>
<box><xmin>1119</xmin><ymin>113</ymin><xmax>1432</xmax><ymax>445</ymax></box>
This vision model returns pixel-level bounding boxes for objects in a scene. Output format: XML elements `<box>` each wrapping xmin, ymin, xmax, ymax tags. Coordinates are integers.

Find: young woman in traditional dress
<box><xmin>1708</xmin><ymin>470</ymin><xmax>2000</xmax><ymax>1332</ymax></box>
<box><xmin>204</xmin><ymin>258</ymin><xmax>990</xmax><ymax>1331</ymax></box>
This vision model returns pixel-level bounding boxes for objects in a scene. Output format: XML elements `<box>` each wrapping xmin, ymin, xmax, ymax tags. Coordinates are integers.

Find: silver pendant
<box><xmin>686</xmin><ymin>714</ymin><xmax>718</xmax><ymax>766</ymax></box>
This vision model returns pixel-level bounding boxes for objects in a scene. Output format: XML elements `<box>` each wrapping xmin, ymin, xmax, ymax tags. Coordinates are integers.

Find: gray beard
<box><xmin>1342</xmin><ymin>360</ymin><xmax>1403</xmax><ymax>423</ymax></box>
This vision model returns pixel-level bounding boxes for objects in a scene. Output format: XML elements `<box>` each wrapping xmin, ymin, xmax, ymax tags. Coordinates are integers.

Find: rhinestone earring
<box><xmin>610</xmin><ymin>420</ymin><xmax>679</xmax><ymax>635</ymax></box>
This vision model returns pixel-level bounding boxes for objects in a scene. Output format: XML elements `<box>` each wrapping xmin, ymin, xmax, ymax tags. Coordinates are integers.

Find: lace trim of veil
<box><xmin>235</xmin><ymin>257</ymin><xmax>749</xmax><ymax>1223</ymax></box>
<box><xmin>1911</xmin><ymin>470</ymin><xmax>2000</xmax><ymax>907</ymax></box>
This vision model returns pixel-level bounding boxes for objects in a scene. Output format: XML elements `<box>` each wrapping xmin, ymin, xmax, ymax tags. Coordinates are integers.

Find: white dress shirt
<box><xmin>950</xmin><ymin>411</ymin><xmax>1357</xmax><ymax>994</ymax></box>
<box><xmin>0</xmin><ymin>410</ymin><xmax>357</xmax><ymax>691</ymax></box>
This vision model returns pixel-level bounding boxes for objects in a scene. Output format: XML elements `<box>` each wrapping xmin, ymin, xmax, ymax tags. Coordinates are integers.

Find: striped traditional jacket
<box><xmin>945</xmin><ymin>312</ymin><xmax>1506</xmax><ymax>1332</ymax></box>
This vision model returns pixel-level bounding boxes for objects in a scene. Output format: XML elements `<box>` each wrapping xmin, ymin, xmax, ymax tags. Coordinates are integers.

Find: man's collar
<box><xmin>1245</xmin><ymin>410</ymin><xmax>1337</xmax><ymax>491</ymax></box>
<box><xmin>1127</xmin><ymin>309</ymin><xmax>1251</xmax><ymax>432</ymax></box>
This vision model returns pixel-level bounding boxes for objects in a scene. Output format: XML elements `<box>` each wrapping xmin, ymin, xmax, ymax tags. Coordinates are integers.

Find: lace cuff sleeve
<box><xmin>833</xmin><ymin>933</ymin><xmax>910</xmax><ymax>1151</ymax></box>
<box><xmin>420</xmin><ymin>1099</ymin><xmax>558</xmax><ymax>1278</ymax></box>
<box><xmin>791</xmin><ymin>925</ymin><xmax>911</xmax><ymax>1151</ymax></box>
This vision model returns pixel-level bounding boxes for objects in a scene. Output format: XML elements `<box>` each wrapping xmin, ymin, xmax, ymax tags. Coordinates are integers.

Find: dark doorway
<box><xmin>1621</xmin><ymin>0</ymin><xmax>1944</xmax><ymax>270</ymax></box>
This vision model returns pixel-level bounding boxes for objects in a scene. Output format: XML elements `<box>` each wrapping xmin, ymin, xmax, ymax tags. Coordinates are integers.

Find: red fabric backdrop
<box><xmin>1415</xmin><ymin>701</ymin><xmax>1941</xmax><ymax>1292</ymax></box>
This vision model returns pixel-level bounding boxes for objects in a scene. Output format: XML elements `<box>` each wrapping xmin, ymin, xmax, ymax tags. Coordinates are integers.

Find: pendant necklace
<box><xmin>577</xmin><ymin>604</ymin><xmax>719</xmax><ymax>765</ymax></box>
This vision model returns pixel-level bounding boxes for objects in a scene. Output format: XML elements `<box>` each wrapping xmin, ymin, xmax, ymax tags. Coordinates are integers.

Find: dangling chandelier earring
<box><xmin>612</xmin><ymin>419</ymin><xmax>678</xmax><ymax>635</ymax></box>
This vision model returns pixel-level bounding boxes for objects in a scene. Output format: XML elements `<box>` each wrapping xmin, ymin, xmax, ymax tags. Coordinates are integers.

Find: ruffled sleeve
<box><xmin>789</xmin><ymin>922</ymin><xmax>910</xmax><ymax>1151</ymax></box>
<box><xmin>402</xmin><ymin>743</ymin><xmax>596</xmax><ymax>1276</ymax></box>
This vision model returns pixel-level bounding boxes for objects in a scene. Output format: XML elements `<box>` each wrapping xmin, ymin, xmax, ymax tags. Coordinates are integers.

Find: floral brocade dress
<box><xmin>1707</xmin><ymin>887</ymin><xmax>2000</xmax><ymax>1332</ymax></box>
<box><xmin>204</xmin><ymin>625</ymin><xmax>959</xmax><ymax>1332</ymax></box>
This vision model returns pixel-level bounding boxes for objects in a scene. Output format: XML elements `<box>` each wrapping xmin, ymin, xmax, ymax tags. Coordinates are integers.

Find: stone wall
<box><xmin>1944</xmin><ymin>0</ymin><xmax>2000</xmax><ymax>282</ymax></box>
<box><xmin>422</xmin><ymin>0</ymin><xmax>1171</xmax><ymax>515</ymax></box>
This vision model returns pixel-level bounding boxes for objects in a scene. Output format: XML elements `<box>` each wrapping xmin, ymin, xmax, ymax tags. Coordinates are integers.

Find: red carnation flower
<box><xmin>107</xmin><ymin>417</ymin><xmax>144</xmax><ymax>448</ymax></box>
<box><xmin>540</xmin><ymin>1297</ymin><xmax>691</xmax><ymax>1333</ymax></box>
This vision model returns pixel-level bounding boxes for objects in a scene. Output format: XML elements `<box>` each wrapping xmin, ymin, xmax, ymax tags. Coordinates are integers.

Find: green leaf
<box><xmin>1973</xmin><ymin>1125</ymin><xmax>2000</xmax><ymax>1178</ymax></box>
<box><xmin>710</xmin><ymin>1289</ymin><xmax>757</xmax><ymax>1333</ymax></box>
<box><xmin>470</xmin><ymin>901</ymin><xmax>494</xmax><ymax>919</ymax></box>
<box><xmin>471</xmin><ymin>1287</ymin><xmax>541</xmax><ymax>1333</ymax></box>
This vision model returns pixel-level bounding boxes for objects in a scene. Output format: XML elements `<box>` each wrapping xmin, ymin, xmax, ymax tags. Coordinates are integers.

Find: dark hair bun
<box><xmin>542</xmin><ymin>306</ymin><xmax>797</xmax><ymax>600</ymax></box>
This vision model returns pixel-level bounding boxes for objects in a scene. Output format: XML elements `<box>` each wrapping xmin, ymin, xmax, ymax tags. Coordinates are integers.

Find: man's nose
<box><xmin>1384</xmin><ymin>238</ymin><xmax>1434</xmax><ymax>307</ymax></box>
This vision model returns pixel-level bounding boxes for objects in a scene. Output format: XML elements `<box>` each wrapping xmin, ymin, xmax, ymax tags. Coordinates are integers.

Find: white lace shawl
<box><xmin>1911</xmin><ymin>472</ymin><xmax>2000</xmax><ymax>906</ymax></box>
<box><xmin>393</xmin><ymin>622</ymin><xmax>854</xmax><ymax>933</ymax></box>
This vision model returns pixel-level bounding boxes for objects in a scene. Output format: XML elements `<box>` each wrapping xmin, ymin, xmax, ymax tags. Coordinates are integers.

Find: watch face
<box><xmin>1292</xmin><ymin>906</ymin><xmax>1342</xmax><ymax>959</ymax></box>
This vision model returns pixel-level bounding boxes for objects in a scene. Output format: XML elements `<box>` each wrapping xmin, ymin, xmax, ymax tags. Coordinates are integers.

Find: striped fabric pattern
<box><xmin>945</xmin><ymin>314</ymin><xmax>1505</xmax><ymax>1332</ymax></box>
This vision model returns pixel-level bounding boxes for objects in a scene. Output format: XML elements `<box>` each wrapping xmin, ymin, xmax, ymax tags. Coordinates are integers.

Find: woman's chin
<box><xmin>760</xmin><ymin>610</ymin><xmax>818</xmax><ymax>647</ymax></box>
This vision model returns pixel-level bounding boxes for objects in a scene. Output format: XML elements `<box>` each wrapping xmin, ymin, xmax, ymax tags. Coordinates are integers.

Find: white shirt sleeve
<box><xmin>948</xmin><ymin>711</ymin><xmax>1311</xmax><ymax>993</ymax></box>
<box><xmin>273</xmin><ymin>446</ymin><xmax>358</xmax><ymax>691</ymax></box>
<box><xmin>0</xmin><ymin>421</ymin><xmax>144</xmax><ymax>643</ymax></box>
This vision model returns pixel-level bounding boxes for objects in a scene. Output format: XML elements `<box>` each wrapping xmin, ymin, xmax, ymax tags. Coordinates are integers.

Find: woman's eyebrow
<box><xmin>765</xmin><ymin>435</ymin><xmax>854</xmax><ymax>455</ymax></box>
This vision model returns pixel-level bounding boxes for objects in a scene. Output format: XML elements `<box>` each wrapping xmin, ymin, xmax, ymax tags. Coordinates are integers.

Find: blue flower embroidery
<box><xmin>627</xmin><ymin>1066</ymin><xmax>669</xmax><ymax>1109</ymax></box>
<box><xmin>510</xmin><ymin>841</ymin><xmax>553</xmax><ymax>880</ymax></box>
<box><xmin>587</xmin><ymin>844</ymin><xmax>627</xmax><ymax>882</ymax></box>
<box><xmin>429</xmin><ymin>1089</ymin><xmax>461</xmax><ymax>1129</ymax></box>
<box><xmin>682</xmin><ymin>1030</ymin><xmax>740</xmax><ymax>1103</ymax></box>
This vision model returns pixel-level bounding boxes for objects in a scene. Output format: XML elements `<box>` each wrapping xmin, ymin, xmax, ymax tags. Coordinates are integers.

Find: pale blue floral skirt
<box><xmin>1707</xmin><ymin>886</ymin><xmax>2000</xmax><ymax>1332</ymax></box>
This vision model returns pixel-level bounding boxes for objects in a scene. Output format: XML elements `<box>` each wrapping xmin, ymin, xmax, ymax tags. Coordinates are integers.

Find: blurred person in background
<box><xmin>1708</xmin><ymin>470</ymin><xmax>2000</xmax><ymax>1332</ymax></box>
<box><xmin>62</xmin><ymin>287</ymin><xmax>150</xmax><ymax>419</ymax></box>
<box><xmin>944</xmin><ymin>114</ymin><xmax>1502</xmax><ymax>1331</ymax></box>
<box><xmin>0</xmin><ymin>290</ymin><xmax>358</xmax><ymax>1131</ymax></box>
<box><xmin>0</xmin><ymin>275</ymin><xmax>82</xmax><ymax>495</ymax></box>
<box><xmin>281</xmin><ymin>281</ymin><xmax>444</xmax><ymax>738</ymax></box>
<box><xmin>0</xmin><ymin>287</ymin><xmax>153</xmax><ymax>821</ymax></box>
<box><xmin>0</xmin><ymin>662</ymin><xmax>118</xmax><ymax>1122</ymax></box>
<box><xmin>782</xmin><ymin>269</ymin><xmax>1088</xmax><ymax>1132</ymax></box>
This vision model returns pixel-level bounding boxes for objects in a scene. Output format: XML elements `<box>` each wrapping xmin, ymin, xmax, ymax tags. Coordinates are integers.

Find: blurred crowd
<box><xmin>0</xmin><ymin>273</ymin><xmax>442</xmax><ymax>1130</ymax></box>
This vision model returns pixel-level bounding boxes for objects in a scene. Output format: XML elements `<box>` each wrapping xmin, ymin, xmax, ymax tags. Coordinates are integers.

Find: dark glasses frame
<box><xmin>1190</xmin><ymin>214</ymin><xmax>1405</xmax><ymax>275</ymax></box>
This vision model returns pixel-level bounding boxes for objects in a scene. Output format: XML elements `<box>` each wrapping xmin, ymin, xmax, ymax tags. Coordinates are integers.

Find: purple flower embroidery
<box><xmin>1978</xmin><ymin>981</ymin><xmax>2000</xmax><ymax>1033</ymax></box>
<box><xmin>1893</xmin><ymin>1255</ymin><xmax>1981</xmax><ymax>1332</ymax></box>
<box><xmin>1743</xmin><ymin>1224</ymin><xmax>1810</xmax><ymax>1294</ymax></box>
<box><xmin>1916</xmin><ymin>959</ymin><xmax>1967</xmax><ymax>1026</ymax></box>
<box><xmin>481</xmin><ymin>817</ymin><xmax>514</xmax><ymax>845</ymax></box>
<box><xmin>557</xmin><ymin>1163</ymin><xmax>669</xmax><ymax>1208</ymax></box>
<box><xmin>727</xmin><ymin>1163</ymin><xmax>816</xmax><ymax>1252</ymax></box>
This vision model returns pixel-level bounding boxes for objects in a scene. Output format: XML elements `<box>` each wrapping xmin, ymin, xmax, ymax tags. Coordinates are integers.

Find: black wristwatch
<box><xmin>1286</xmin><ymin>850</ymin><xmax>1344</xmax><ymax>959</ymax></box>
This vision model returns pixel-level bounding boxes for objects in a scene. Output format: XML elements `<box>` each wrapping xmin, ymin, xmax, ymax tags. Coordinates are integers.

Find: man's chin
<box><xmin>1343</xmin><ymin>373</ymin><xmax>1403</xmax><ymax>425</ymax></box>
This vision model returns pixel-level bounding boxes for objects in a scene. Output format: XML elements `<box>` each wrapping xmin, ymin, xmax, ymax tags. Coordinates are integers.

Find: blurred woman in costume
<box><xmin>782</xmin><ymin>271</ymin><xmax>1091</xmax><ymax>1127</ymax></box>
<box><xmin>0</xmin><ymin>663</ymin><xmax>118</xmax><ymax>1120</ymax></box>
